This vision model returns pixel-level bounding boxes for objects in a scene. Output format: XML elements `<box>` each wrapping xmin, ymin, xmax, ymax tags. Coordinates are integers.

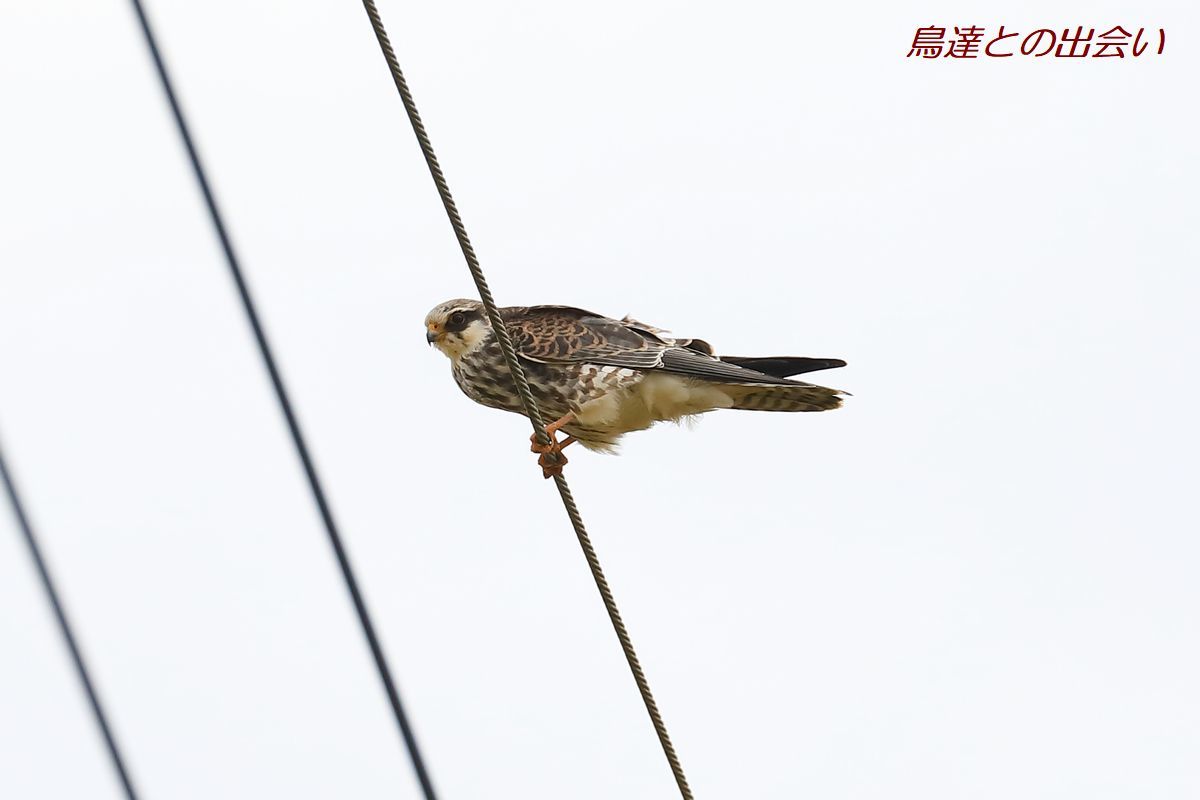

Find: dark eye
<box><xmin>449</xmin><ymin>311</ymin><xmax>466</xmax><ymax>326</ymax></box>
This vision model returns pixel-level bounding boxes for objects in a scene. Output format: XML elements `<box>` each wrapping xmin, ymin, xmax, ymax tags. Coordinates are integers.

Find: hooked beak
<box><xmin>426</xmin><ymin>329</ymin><xmax>440</xmax><ymax>346</ymax></box>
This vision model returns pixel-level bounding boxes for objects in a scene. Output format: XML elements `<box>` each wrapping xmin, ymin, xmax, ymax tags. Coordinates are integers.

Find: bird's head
<box><xmin>424</xmin><ymin>298</ymin><xmax>489</xmax><ymax>361</ymax></box>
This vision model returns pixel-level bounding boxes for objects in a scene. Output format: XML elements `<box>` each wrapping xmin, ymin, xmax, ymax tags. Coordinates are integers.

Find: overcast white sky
<box><xmin>2</xmin><ymin>0</ymin><xmax>1198</xmax><ymax>798</ymax></box>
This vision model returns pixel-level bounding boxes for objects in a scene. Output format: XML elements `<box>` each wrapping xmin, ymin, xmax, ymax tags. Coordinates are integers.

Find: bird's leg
<box><xmin>530</xmin><ymin>412</ymin><xmax>577</xmax><ymax>479</ymax></box>
<box><xmin>529</xmin><ymin>412</ymin><xmax>577</xmax><ymax>453</ymax></box>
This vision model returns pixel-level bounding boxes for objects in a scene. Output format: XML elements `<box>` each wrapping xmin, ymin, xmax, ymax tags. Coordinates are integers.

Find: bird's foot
<box><xmin>536</xmin><ymin>448</ymin><xmax>568</xmax><ymax>478</ymax></box>
<box><xmin>529</xmin><ymin>413</ymin><xmax>577</xmax><ymax>479</ymax></box>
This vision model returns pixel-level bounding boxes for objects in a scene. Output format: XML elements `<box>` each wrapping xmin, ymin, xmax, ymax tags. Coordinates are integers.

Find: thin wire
<box><xmin>0</xmin><ymin>433</ymin><xmax>140</xmax><ymax>800</ymax></box>
<box><xmin>359</xmin><ymin>3</ymin><xmax>693</xmax><ymax>796</ymax></box>
<box><xmin>126</xmin><ymin>3</ymin><xmax>438</xmax><ymax>797</ymax></box>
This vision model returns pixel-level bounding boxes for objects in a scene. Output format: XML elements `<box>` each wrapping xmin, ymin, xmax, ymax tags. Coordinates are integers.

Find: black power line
<box><xmin>0</xmin><ymin>433</ymin><xmax>140</xmax><ymax>800</ymax></box>
<box><xmin>125</xmin><ymin>2</ymin><xmax>438</xmax><ymax>797</ymax></box>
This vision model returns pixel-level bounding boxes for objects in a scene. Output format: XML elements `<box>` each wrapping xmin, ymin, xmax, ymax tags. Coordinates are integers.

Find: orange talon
<box><xmin>529</xmin><ymin>413</ymin><xmax>577</xmax><ymax>479</ymax></box>
<box><xmin>538</xmin><ymin>449</ymin><xmax>567</xmax><ymax>478</ymax></box>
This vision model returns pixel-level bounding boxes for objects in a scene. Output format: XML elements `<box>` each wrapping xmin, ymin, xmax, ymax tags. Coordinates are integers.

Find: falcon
<box><xmin>425</xmin><ymin>299</ymin><xmax>847</xmax><ymax>478</ymax></box>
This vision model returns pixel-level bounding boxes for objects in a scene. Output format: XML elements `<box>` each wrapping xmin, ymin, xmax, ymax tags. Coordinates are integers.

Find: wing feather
<box><xmin>502</xmin><ymin>305</ymin><xmax>812</xmax><ymax>387</ymax></box>
<box><xmin>659</xmin><ymin>348</ymin><xmax>809</xmax><ymax>386</ymax></box>
<box><xmin>504</xmin><ymin>305</ymin><xmax>666</xmax><ymax>368</ymax></box>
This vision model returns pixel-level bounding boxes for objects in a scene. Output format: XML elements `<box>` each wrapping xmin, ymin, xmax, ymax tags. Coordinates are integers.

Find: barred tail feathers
<box><xmin>725</xmin><ymin>382</ymin><xmax>844</xmax><ymax>412</ymax></box>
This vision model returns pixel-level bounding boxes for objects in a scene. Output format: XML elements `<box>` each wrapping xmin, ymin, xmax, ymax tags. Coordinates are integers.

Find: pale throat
<box><xmin>437</xmin><ymin>320</ymin><xmax>489</xmax><ymax>363</ymax></box>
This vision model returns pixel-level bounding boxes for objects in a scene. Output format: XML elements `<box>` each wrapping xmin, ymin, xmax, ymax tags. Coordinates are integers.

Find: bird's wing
<box><xmin>719</xmin><ymin>356</ymin><xmax>847</xmax><ymax>377</ymax></box>
<box><xmin>503</xmin><ymin>305</ymin><xmax>665</xmax><ymax>369</ymax></box>
<box><xmin>503</xmin><ymin>305</ymin><xmax>809</xmax><ymax>387</ymax></box>
<box><xmin>620</xmin><ymin>314</ymin><xmax>714</xmax><ymax>356</ymax></box>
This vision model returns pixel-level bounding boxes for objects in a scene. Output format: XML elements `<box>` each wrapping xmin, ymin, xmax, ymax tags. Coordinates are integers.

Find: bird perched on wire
<box><xmin>425</xmin><ymin>299</ymin><xmax>847</xmax><ymax>478</ymax></box>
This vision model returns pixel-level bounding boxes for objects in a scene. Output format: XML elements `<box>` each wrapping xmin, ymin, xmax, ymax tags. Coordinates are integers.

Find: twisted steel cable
<box><xmin>0</xmin><ymin>433</ymin><xmax>140</xmax><ymax>800</ymax></box>
<box><xmin>360</xmin><ymin>3</ymin><xmax>693</xmax><ymax>796</ymax></box>
<box><xmin>127</xmin><ymin>2</ymin><xmax>438</xmax><ymax>797</ymax></box>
